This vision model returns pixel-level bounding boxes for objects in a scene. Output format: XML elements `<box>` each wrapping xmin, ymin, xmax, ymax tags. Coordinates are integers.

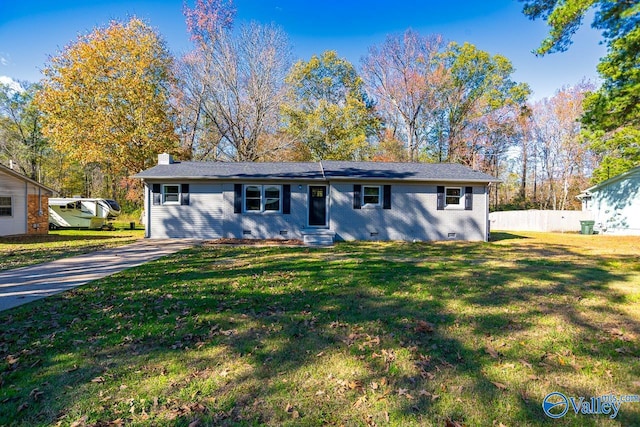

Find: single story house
<box><xmin>134</xmin><ymin>154</ymin><xmax>500</xmax><ymax>244</ymax></box>
<box><xmin>577</xmin><ymin>166</ymin><xmax>640</xmax><ymax>235</ymax></box>
<box><xmin>0</xmin><ymin>163</ymin><xmax>55</xmax><ymax>236</ymax></box>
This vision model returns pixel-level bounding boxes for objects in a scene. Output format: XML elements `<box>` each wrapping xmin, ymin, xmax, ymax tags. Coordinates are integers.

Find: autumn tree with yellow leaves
<box><xmin>37</xmin><ymin>17</ymin><xmax>179</xmax><ymax>181</ymax></box>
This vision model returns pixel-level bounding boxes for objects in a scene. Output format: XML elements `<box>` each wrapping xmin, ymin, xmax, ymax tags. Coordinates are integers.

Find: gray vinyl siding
<box><xmin>0</xmin><ymin>171</ymin><xmax>27</xmax><ymax>236</ymax></box>
<box><xmin>590</xmin><ymin>168</ymin><xmax>640</xmax><ymax>235</ymax></box>
<box><xmin>149</xmin><ymin>182</ymin><xmax>223</xmax><ymax>239</ymax></box>
<box><xmin>145</xmin><ymin>179</ymin><xmax>490</xmax><ymax>242</ymax></box>
<box><xmin>329</xmin><ymin>182</ymin><xmax>487</xmax><ymax>241</ymax></box>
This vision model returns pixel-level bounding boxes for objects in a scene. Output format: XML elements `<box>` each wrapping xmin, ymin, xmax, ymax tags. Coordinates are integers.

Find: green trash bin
<box><xmin>580</xmin><ymin>220</ymin><xmax>595</xmax><ymax>235</ymax></box>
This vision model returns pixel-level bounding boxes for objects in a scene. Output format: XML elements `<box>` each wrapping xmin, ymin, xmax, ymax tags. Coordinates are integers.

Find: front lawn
<box><xmin>0</xmin><ymin>229</ymin><xmax>144</xmax><ymax>271</ymax></box>
<box><xmin>1</xmin><ymin>233</ymin><xmax>639</xmax><ymax>426</ymax></box>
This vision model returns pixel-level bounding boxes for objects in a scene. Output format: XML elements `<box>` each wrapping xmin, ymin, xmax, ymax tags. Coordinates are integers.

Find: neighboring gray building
<box><xmin>134</xmin><ymin>154</ymin><xmax>500</xmax><ymax>244</ymax></box>
<box><xmin>577</xmin><ymin>166</ymin><xmax>640</xmax><ymax>235</ymax></box>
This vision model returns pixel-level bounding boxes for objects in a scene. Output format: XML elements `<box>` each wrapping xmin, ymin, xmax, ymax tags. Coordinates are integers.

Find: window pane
<box><xmin>445</xmin><ymin>187</ymin><xmax>461</xmax><ymax>205</ymax></box>
<box><xmin>445</xmin><ymin>196</ymin><xmax>460</xmax><ymax>205</ymax></box>
<box><xmin>246</xmin><ymin>198</ymin><xmax>261</xmax><ymax>211</ymax></box>
<box><xmin>0</xmin><ymin>207</ymin><xmax>11</xmax><ymax>216</ymax></box>
<box><xmin>245</xmin><ymin>185</ymin><xmax>261</xmax><ymax>211</ymax></box>
<box><xmin>363</xmin><ymin>186</ymin><xmax>380</xmax><ymax>205</ymax></box>
<box><xmin>0</xmin><ymin>196</ymin><xmax>11</xmax><ymax>206</ymax></box>
<box><xmin>265</xmin><ymin>186</ymin><xmax>280</xmax><ymax>198</ymax></box>
<box><xmin>245</xmin><ymin>186</ymin><xmax>261</xmax><ymax>198</ymax></box>
<box><xmin>264</xmin><ymin>186</ymin><xmax>280</xmax><ymax>211</ymax></box>
<box><xmin>265</xmin><ymin>198</ymin><xmax>280</xmax><ymax>211</ymax></box>
<box><xmin>163</xmin><ymin>185</ymin><xmax>180</xmax><ymax>203</ymax></box>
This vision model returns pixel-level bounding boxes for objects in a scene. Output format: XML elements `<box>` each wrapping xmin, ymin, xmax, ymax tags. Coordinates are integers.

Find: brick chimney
<box><xmin>158</xmin><ymin>153</ymin><xmax>174</xmax><ymax>165</ymax></box>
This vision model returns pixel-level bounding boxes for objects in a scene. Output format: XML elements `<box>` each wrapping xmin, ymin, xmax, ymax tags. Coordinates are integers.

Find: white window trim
<box><xmin>0</xmin><ymin>195</ymin><xmax>12</xmax><ymax>217</ymax></box>
<box><xmin>444</xmin><ymin>186</ymin><xmax>464</xmax><ymax>209</ymax></box>
<box><xmin>162</xmin><ymin>184</ymin><xmax>181</xmax><ymax>205</ymax></box>
<box><xmin>243</xmin><ymin>184</ymin><xmax>282</xmax><ymax>213</ymax></box>
<box><xmin>362</xmin><ymin>185</ymin><xmax>381</xmax><ymax>208</ymax></box>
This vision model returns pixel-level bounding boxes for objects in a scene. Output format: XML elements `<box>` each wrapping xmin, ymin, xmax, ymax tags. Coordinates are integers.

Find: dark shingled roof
<box><xmin>134</xmin><ymin>160</ymin><xmax>500</xmax><ymax>183</ymax></box>
<box><xmin>134</xmin><ymin>161</ymin><xmax>324</xmax><ymax>180</ymax></box>
<box><xmin>321</xmin><ymin>161</ymin><xmax>499</xmax><ymax>182</ymax></box>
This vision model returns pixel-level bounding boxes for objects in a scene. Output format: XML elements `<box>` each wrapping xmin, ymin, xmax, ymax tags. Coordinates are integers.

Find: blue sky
<box><xmin>0</xmin><ymin>0</ymin><xmax>606</xmax><ymax>100</ymax></box>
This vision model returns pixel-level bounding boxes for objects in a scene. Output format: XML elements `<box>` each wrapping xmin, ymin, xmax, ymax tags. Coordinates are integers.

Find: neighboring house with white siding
<box><xmin>577</xmin><ymin>166</ymin><xmax>640</xmax><ymax>235</ymax></box>
<box><xmin>0</xmin><ymin>163</ymin><xmax>54</xmax><ymax>236</ymax></box>
<box><xmin>134</xmin><ymin>154</ymin><xmax>499</xmax><ymax>244</ymax></box>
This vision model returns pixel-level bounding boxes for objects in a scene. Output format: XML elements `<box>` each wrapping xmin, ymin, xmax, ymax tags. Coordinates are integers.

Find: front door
<box><xmin>308</xmin><ymin>185</ymin><xmax>327</xmax><ymax>226</ymax></box>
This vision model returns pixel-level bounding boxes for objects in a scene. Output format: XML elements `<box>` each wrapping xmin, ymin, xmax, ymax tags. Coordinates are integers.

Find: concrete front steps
<box><xmin>301</xmin><ymin>229</ymin><xmax>335</xmax><ymax>246</ymax></box>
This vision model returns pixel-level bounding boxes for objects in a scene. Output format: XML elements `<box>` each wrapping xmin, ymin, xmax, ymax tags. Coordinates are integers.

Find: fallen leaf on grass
<box><xmin>69</xmin><ymin>416</ymin><xmax>87</xmax><ymax>427</ymax></box>
<box><xmin>353</xmin><ymin>395</ymin><xmax>367</xmax><ymax>408</ymax></box>
<box><xmin>91</xmin><ymin>376</ymin><xmax>105</xmax><ymax>383</ymax></box>
<box><xmin>445</xmin><ymin>419</ymin><xmax>464</xmax><ymax>427</ymax></box>
<box><xmin>491</xmin><ymin>381</ymin><xmax>508</xmax><ymax>390</ymax></box>
<box><xmin>397</xmin><ymin>388</ymin><xmax>414</xmax><ymax>399</ymax></box>
<box><xmin>415</xmin><ymin>320</ymin><xmax>434</xmax><ymax>333</ymax></box>
<box><xmin>29</xmin><ymin>388</ymin><xmax>43</xmax><ymax>401</ymax></box>
<box><xmin>485</xmin><ymin>346</ymin><xmax>499</xmax><ymax>359</ymax></box>
<box><xmin>348</xmin><ymin>380</ymin><xmax>363</xmax><ymax>391</ymax></box>
<box><xmin>519</xmin><ymin>359</ymin><xmax>532</xmax><ymax>369</ymax></box>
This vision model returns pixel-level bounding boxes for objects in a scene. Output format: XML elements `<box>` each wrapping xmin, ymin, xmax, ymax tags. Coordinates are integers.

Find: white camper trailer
<box><xmin>49</xmin><ymin>198</ymin><xmax>121</xmax><ymax>229</ymax></box>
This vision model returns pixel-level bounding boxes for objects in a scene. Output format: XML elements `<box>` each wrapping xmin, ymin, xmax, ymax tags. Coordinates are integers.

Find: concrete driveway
<box><xmin>0</xmin><ymin>239</ymin><xmax>199</xmax><ymax>312</ymax></box>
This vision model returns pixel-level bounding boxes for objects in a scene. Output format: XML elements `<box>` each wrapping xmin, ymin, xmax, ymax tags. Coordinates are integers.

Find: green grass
<box><xmin>1</xmin><ymin>233</ymin><xmax>639</xmax><ymax>426</ymax></box>
<box><xmin>0</xmin><ymin>228</ymin><xmax>144</xmax><ymax>271</ymax></box>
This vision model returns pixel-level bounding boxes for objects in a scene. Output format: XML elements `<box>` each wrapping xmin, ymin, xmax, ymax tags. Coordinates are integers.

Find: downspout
<box><xmin>145</xmin><ymin>181</ymin><xmax>151</xmax><ymax>238</ymax></box>
<box><xmin>25</xmin><ymin>181</ymin><xmax>28</xmax><ymax>233</ymax></box>
<box><xmin>486</xmin><ymin>182</ymin><xmax>492</xmax><ymax>242</ymax></box>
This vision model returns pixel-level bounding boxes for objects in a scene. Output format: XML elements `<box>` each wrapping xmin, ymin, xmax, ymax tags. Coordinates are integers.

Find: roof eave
<box><xmin>135</xmin><ymin>175</ymin><xmax>500</xmax><ymax>184</ymax></box>
<box><xmin>0</xmin><ymin>164</ymin><xmax>56</xmax><ymax>194</ymax></box>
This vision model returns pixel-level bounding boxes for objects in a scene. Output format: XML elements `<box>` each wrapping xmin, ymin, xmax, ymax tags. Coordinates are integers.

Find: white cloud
<box><xmin>0</xmin><ymin>76</ymin><xmax>24</xmax><ymax>93</ymax></box>
<box><xmin>0</xmin><ymin>53</ymin><xmax>9</xmax><ymax>66</ymax></box>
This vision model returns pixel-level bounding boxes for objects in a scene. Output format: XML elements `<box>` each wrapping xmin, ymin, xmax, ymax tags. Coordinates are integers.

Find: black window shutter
<box><xmin>383</xmin><ymin>185</ymin><xmax>391</xmax><ymax>209</ymax></box>
<box><xmin>234</xmin><ymin>184</ymin><xmax>242</xmax><ymax>213</ymax></box>
<box><xmin>353</xmin><ymin>184</ymin><xmax>362</xmax><ymax>209</ymax></box>
<box><xmin>283</xmin><ymin>184</ymin><xmax>291</xmax><ymax>214</ymax></box>
<box><xmin>152</xmin><ymin>184</ymin><xmax>161</xmax><ymax>205</ymax></box>
<box><xmin>465</xmin><ymin>186</ymin><xmax>473</xmax><ymax>210</ymax></box>
<box><xmin>180</xmin><ymin>184</ymin><xmax>190</xmax><ymax>205</ymax></box>
<box><xmin>437</xmin><ymin>186</ymin><xmax>445</xmax><ymax>210</ymax></box>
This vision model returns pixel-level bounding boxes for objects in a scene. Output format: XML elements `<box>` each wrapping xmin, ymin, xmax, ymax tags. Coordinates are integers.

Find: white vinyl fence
<box><xmin>489</xmin><ymin>210</ymin><xmax>594</xmax><ymax>232</ymax></box>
